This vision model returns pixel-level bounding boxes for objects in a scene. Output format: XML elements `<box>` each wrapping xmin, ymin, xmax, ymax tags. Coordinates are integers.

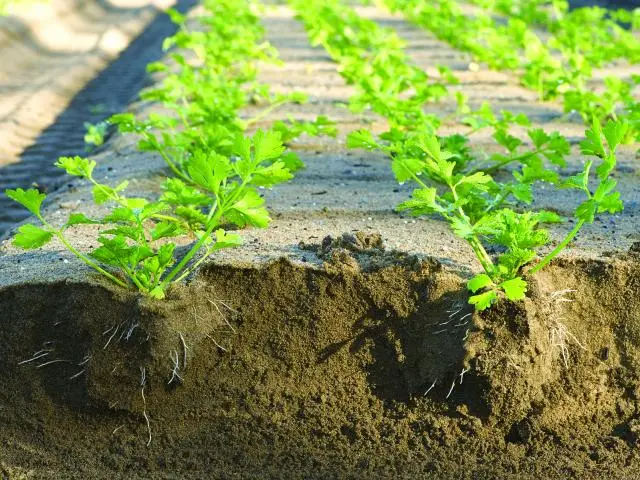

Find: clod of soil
<box><xmin>1</xmin><ymin>235</ymin><xmax>640</xmax><ymax>478</ymax></box>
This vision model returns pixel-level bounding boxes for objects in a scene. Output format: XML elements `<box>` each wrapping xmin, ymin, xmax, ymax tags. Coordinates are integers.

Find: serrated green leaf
<box><xmin>510</xmin><ymin>183</ymin><xmax>533</xmax><ymax>203</ymax></box>
<box><xmin>187</xmin><ymin>151</ymin><xmax>231</xmax><ymax>194</ymax></box>
<box><xmin>346</xmin><ymin>129</ymin><xmax>379</xmax><ymax>150</ymax></box>
<box><xmin>580</xmin><ymin>122</ymin><xmax>606</xmax><ymax>158</ymax></box>
<box><xmin>494</xmin><ymin>130</ymin><xmax>522</xmax><ymax>152</ymax></box>
<box><xmin>5</xmin><ymin>188</ymin><xmax>46</xmax><ymax>217</ymax></box>
<box><xmin>593</xmin><ymin>178</ymin><xmax>617</xmax><ymax>202</ymax></box>
<box><xmin>500</xmin><ymin>277</ymin><xmax>527</xmax><ymax>301</ymax></box>
<box><xmin>103</xmin><ymin>207</ymin><xmax>136</xmax><ymax>223</ymax></box>
<box><xmin>101</xmin><ymin>225</ymin><xmax>143</xmax><ymax>242</ymax></box>
<box><xmin>416</xmin><ymin>134</ymin><xmax>442</xmax><ymax>161</ymax></box>
<box><xmin>175</xmin><ymin>206</ymin><xmax>208</xmax><ymax>227</ymax></box>
<box><xmin>211</xmin><ymin>229</ymin><xmax>243</xmax><ymax>251</ymax></box>
<box><xmin>280</xmin><ymin>152</ymin><xmax>305</xmax><ymax>172</ymax></box>
<box><xmin>458</xmin><ymin>171</ymin><xmax>493</xmax><ymax>186</ymax></box>
<box><xmin>392</xmin><ymin>157</ymin><xmax>423</xmax><ymax>183</ymax></box>
<box><xmin>468</xmin><ymin>273</ymin><xmax>493</xmax><ymax>293</ymax></box>
<box><xmin>55</xmin><ymin>156</ymin><xmax>96</xmax><ymax>178</ymax></box>
<box><xmin>157</xmin><ymin>243</ymin><xmax>176</xmax><ymax>268</ymax></box>
<box><xmin>12</xmin><ymin>224</ymin><xmax>52</xmax><ymax>249</ymax></box>
<box><xmin>226</xmin><ymin>189</ymin><xmax>270</xmax><ymax>228</ymax></box>
<box><xmin>93</xmin><ymin>185</ymin><xmax>115</xmax><ymax>205</ymax></box>
<box><xmin>140</xmin><ymin>202</ymin><xmax>170</xmax><ymax>221</ymax></box>
<box><xmin>519</xmin><ymin>156</ymin><xmax>559</xmax><ymax>184</ymax></box>
<box><xmin>536</xmin><ymin>211</ymin><xmax>563</xmax><ymax>224</ymax></box>
<box><xmin>597</xmin><ymin>192</ymin><xmax>623</xmax><ymax>214</ymax></box>
<box><xmin>124</xmin><ymin>198</ymin><xmax>148</xmax><ymax>209</ymax></box>
<box><xmin>90</xmin><ymin>236</ymin><xmax>128</xmax><ymax>266</ymax></box>
<box><xmin>129</xmin><ymin>246</ymin><xmax>155</xmax><ymax>265</ymax></box>
<box><xmin>451</xmin><ymin>217</ymin><xmax>475</xmax><ymax>240</ymax></box>
<box><xmin>151</xmin><ymin>222</ymin><xmax>182</xmax><ymax>241</ymax></box>
<box><xmin>575</xmin><ymin>199</ymin><xmax>598</xmax><ymax>223</ymax></box>
<box><xmin>396</xmin><ymin>187</ymin><xmax>442</xmax><ymax>215</ymax></box>
<box><xmin>161</xmin><ymin>178</ymin><xmax>210</xmax><ymax>207</ymax></box>
<box><xmin>66</xmin><ymin>213</ymin><xmax>99</xmax><ymax>226</ymax></box>
<box><xmin>253</xmin><ymin>129</ymin><xmax>285</xmax><ymax>164</ymax></box>
<box><xmin>469</xmin><ymin>290</ymin><xmax>498</xmax><ymax>311</ymax></box>
<box><xmin>528</xmin><ymin>128</ymin><xmax>549</xmax><ymax>150</ymax></box>
<box><xmin>603</xmin><ymin>120</ymin><xmax>629</xmax><ymax>152</ymax></box>
<box><xmin>252</xmin><ymin>161</ymin><xmax>293</xmax><ymax>187</ymax></box>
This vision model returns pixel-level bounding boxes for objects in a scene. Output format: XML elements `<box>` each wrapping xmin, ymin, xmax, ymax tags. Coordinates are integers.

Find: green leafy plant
<box><xmin>114</xmin><ymin>0</ymin><xmax>336</xmax><ymax>174</ymax></box>
<box><xmin>7</xmin><ymin>130</ymin><xmax>294</xmax><ymax>299</ymax></box>
<box><xmin>349</xmin><ymin>119</ymin><xmax>625</xmax><ymax>310</ymax></box>
<box><xmin>291</xmin><ymin>0</ymin><xmax>451</xmax><ymax>134</ymax></box>
<box><xmin>84</xmin><ymin>121</ymin><xmax>108</xmax><ymax>148</ymax></box>
<box><xmin>385</xmin><ymin>0</ymin><xmax>639</xmax><ymax>135</ymax></box>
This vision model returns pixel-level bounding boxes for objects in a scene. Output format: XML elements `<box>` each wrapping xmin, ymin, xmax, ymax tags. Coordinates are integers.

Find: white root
<box><xmin>547</xmin><ymin>290</ymin><xmax>586</xmax><ymax>368</ymax></box>
<box><xmin>423</xmin><ymin>379</ymin><xmax>437</xmax><ymax>396</ymax></box>
<box><xmin>18</xmin><ymin>350</ymin><xmax>51</xmax><ymax>365</ymax></box>
<box><xmin>459</xmin><ymin>367</ymin><xmax>470</xmax><ymax>385</ymax></box>
<box><xmin>168</xmin><ymin>350</ymin><xmax>183</xmax><ymax>385</ymax></box>
<box><xmin>445</xmin><ymin>378</ymin><xmax>456</xmax><ymax>399</ymax></box>
<box><xmin>140</xmin><ymin>367</ymin><xmax>152</xmax><ymax>446</ymax></box>
<box><xmin>125</xmin><ymin>322</ymin><xmax>139</xmax><ymax>341</ymax></box>
<box><xmin>206</xmin><ymin>333</ymin><xmax>228</xmax><ymax>352</ymax></box>
<box><xmin>550</xmin><ymin>319</ymin><xmax>587</xmax><ymax>368</ymax></box>
<box><xmin>143</xmin><ymin>411</ymin><xmax>152</xmax><ymax>447</ymax></box>
<box><xmin>208</xmin><ymin>299</ymin><xmax>237</xmax><ymax>333</ymax></box>
<box><xmin>454</xmin><ymin>312</ymin><xmax>473</xmax><ymax>327</ymax></box>
<box><xmin>179</xmin><ymin>332</ymin><xmax>189</xmax><ymax>369</ymax></box>
<box><xmin>550</xmin><ymin>289</ymin><xmax>576</xmax><ymax>301</ymax></box>
<box><xmin>103</xmin><ymin>322</ymin><xmax>124</xmax><ymax>350</ymax></box>
<box><xmin>69</xmin><ymin>369</ymin><xmax>85</xmax><ymax>380</ymax></box>
<box><xmin>78</xmin><ymin>355</ymin><xmax>92</xmax><ymax>366</ymax></box>
<box><xmin>35</xmin><ymin>359</ymin><xmax>71</xmax><ymax>369</ymax></box>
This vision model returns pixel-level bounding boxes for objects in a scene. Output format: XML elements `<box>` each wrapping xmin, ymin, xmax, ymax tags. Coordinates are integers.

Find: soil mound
<box><xmin>1</xmin><ymin>235</ymin><xmax>640</xmax><ymax>478</ymax></box>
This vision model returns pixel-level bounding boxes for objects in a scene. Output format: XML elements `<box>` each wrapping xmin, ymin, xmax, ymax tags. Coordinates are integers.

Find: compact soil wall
<box><xmin>2</xmin><ymin>237</ymin><xmax>640</xmax><ymax>478</ymax></box>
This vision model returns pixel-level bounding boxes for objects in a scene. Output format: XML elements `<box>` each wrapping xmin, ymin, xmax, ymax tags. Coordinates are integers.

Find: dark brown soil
<box><xmin>2</xmin><ymin>235</ymin><xmax>640</xmax><ymax>479</ymax></box>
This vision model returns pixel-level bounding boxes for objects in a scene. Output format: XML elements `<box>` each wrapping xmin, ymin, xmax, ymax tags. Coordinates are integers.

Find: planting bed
<box><xmin>1</xmin><ymin>1</ymin><xmax>640</xmax><ymax>479</ymax></box>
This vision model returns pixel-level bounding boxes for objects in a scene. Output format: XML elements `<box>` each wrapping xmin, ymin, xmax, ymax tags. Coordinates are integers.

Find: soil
<box><xmin>1</xmin><ymin>2</ymin><xmax>640</xmax><ymax>479</ymax></box>
<box><xmin>2</xmin><ymin>236</ymin><xmax>640</xmax><ymax>479</ymax></box>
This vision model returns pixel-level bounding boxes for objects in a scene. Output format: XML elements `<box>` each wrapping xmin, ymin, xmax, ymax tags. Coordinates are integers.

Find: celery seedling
<box><xmin>349</xmin><ymin>119</ymin><xmax>625</xmax><ymax>310</ymax></box>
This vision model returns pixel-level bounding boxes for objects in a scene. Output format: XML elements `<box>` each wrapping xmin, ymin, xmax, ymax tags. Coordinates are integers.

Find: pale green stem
<box><xmin>448</xmin><ymin>181</ymin><xmax>495</xmax><ymax>275</ymax></box>
<box><xmin>530</xmin><ymin>220</ymin><xmax>584</xmax><ymax>274</ymax></box>
<box><xmin>156</xmin><ymin>146</ymin><xmax>190</xmax><ymax>183</ymax></box>
<box><xmin>245</xmin><ymin>98</ymin><xmax>288</xmax><ymax>127</ymax></box>
<box><xmin>47</xmin><ymin>225</ymin><xmax>128</xmax><ymax>289</ymax></box>
<box><xmin>120</xmin><ymin>262</ymin><xmax>147</xmax><ymax>293</ymax></box>
<box><xmin>174</xmin><ymin>245</ymin><xmax>214</xmax><ymax>283</ymax></box>
<box><xmin>159</xmin><ymin>209</ymin><xmax>222</xmax><ymax>289</ymax></box>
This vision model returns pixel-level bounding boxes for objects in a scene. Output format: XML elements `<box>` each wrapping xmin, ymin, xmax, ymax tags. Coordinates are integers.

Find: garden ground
<box><xmin>1</xmin><ymin>2</ymin><xmax>640</xmax><ymax>479</ymax></box>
